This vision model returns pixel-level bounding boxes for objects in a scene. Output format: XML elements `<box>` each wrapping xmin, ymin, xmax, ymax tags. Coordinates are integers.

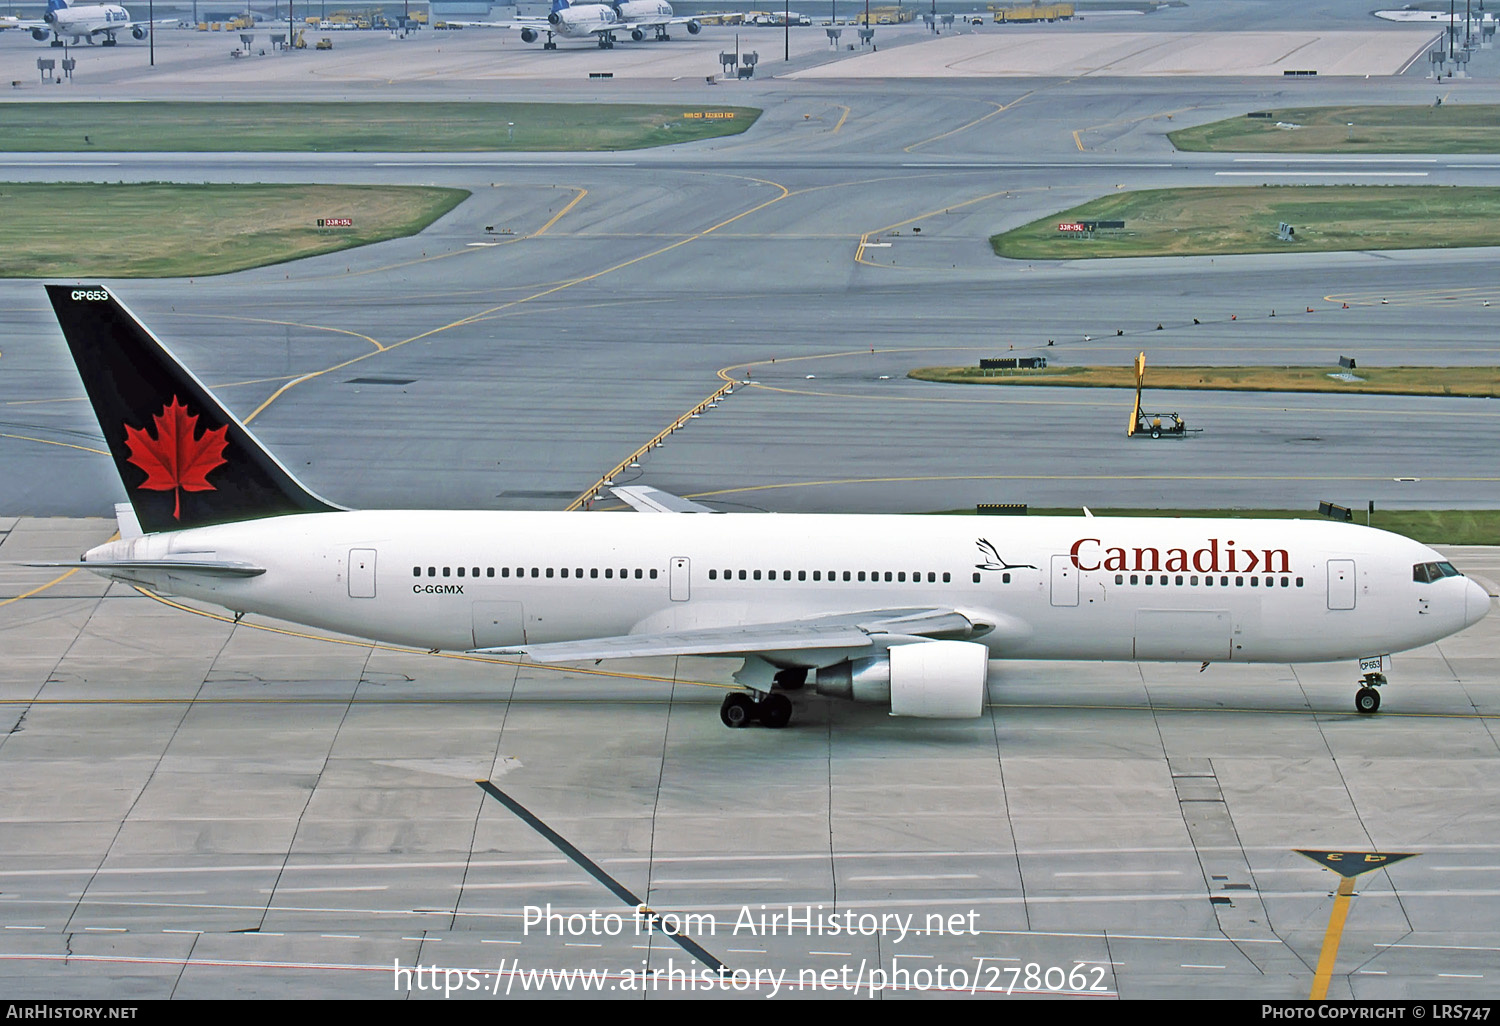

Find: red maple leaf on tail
<box><xmin>123</xmin><ymin>397</ymin><xmax>229</xmax><ymax>520</ymax></box>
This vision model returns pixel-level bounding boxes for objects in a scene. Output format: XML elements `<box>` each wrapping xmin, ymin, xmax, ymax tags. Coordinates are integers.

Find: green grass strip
<box><xmin>990</xmin><ymin>186</ymin><xmax>1500</xmax><ymax>259</ymax></box>
<box><xmin>910</xmin><ymin>365</ymin><xmax>1500</xmax><ymax>399</ymax></box>
<box><xmin>1170</xmin><ymin>104</ymin><xmax>1500</xmax><ymax>154</ymax></box>
<box><xmin>0</xmin><ymin>182</ymin><xmax>468</xmax><ymax>277</ymax></box>
<box><xmin>0</xmin><ymin>102</ymin><xmax>759</xmax><ymax>152</ymax></box>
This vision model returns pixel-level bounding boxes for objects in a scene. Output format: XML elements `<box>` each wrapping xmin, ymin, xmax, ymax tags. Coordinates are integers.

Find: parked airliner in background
<box><xmin>36</xmin><ymin>286</ymin><xmax>1491</xmax><ymax>729</ymax></box>
<box><xmin>614</xmin><ymin>0</ymin><xmax>702</xmax><ymax>41</ymax></box>
<box><xmin>26</xmin><ymin>0</ymin><xmax>153</xmax><ymax>44</ymax></box>
<box><xmin>456</xmin><ymin>0</ymin><xmax>698</xmax><ymax>48</ymax></box>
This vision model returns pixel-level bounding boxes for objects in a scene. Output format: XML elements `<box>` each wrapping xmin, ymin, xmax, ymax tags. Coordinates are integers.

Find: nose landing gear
<box><xmin>1354</xmin><ymin>671</ymin><xmax>1385</xmax><ymax>714</ymax></box>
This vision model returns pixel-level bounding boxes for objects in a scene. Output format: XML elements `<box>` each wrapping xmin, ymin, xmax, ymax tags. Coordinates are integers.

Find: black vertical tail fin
<box><xmin>46</xmin><ymin>284</ymin><xmax>342</xmax><ymax>534</ymax></box>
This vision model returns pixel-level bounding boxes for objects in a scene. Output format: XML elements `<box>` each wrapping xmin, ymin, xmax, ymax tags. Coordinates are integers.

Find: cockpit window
<box><xmin>1414</xmin><ymin>561</ymin><xmax>1464</xmax><ymax>583</ymax></box>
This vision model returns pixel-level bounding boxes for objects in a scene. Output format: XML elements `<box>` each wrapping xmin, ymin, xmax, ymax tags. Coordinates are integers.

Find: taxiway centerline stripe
<box><xmin>903</xmin><ymin>94</ymin><xmax>1030</xmax><ymax>154</ymax></box>
<box><xmin>532</xmin><ymin>187</ymin><xmax>587</xmax><ymax>237</ymax></box>
<box><xmin>0</xmin><ymin>568</ymin><xmax>80</xmax><ymax>609</ymax></box>
<box><xmin>172</xmin><ymin>312</ymin><xmax>386</xmax><ymax>352</ymax></box>
<box><xmin>0</xmin><ymin>433</ymin><xmax>107</xmax><ymax>456</ymax></box>
<box><xmin>242</xmin><ymin>177</ymin><xmax>788</xmax><ymax>425</ymax></box>
<box><xmin>1309</xmin><ymin>875</ymin><xmax>1357</xmax><ymax>1000</ymax></box>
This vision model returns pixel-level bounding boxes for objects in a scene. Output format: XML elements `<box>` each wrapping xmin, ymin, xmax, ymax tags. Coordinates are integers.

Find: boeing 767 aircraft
<box><xmin>37</xmin><ymin>286</ymin><xmax>1491</xmax><ymax>728</ymax></box>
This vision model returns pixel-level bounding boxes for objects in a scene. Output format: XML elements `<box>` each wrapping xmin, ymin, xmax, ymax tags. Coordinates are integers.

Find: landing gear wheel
<box><xmin>720</xmin><ymin>693</ymin><xmax>755</xmax><ymax>728</ymax></box>
<box><xmin>1355</xmin><ymin>686</ymin><xmax>1381</xmax><ymax>714</ymax></box>
<box><xmin>758</xmin><ymin>693</ymin><xmax>793</xmax><ymax>729</ymax></box>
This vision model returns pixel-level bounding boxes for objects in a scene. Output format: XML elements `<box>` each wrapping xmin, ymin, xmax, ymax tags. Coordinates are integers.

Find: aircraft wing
<box><xmin>615</xmin><ymin>15</ymin><xmax>700</xmax><ymax>29</ymax></box>
<box><xmin>448</xmin><ymin>17</ymin><xmax>546</xmax><ymax>27</ymax></box>
<box><xmin>611</xmin><ymin>485</ymin><xmax>717</xmax><ymax>514</ymax></box>
<box><xmin>474</xmin><ymin>607</ymin><xmax>977</xmax><ymax>662</ymax></box>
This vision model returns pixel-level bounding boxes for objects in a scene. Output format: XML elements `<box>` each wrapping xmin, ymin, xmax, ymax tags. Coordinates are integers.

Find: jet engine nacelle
<box><xmin>814</xmin><ymin>640</ymin><xmax>988</xmax><ymax>718</ymax></box>
<box><xmin>520</xmin><ymin>26</ymin><xmax>538</xmax><ymax>41</ymax></box>
<box><xmin>547</xmin><ymin>10</ymin><xmax>561</xmax><ymax>23</ymax></box>
<box><xmin>631</xmin><ymin>27</ymin><xmax>644</xmax><ymax>39</ymax></box>
<box><xmin>33</xmin><ymin>26</ymin><xmax>50</xmax><ymax>38</ymax></box>
<box><xmin>131</xmin><ymin>24</ymin><xmax>146</xmax><ymax>38</ymax></box>
<box><xmin>685</xmin><ymin>18</ymin><xmax>701</xmax><ymax>33</ymax></box>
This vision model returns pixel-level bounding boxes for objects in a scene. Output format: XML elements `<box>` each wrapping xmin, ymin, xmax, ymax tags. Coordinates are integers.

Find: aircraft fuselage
<box><xmin>80</xmin><ymin>510</ymin><xmax>1488</xmax><ymax>662</ymax></box>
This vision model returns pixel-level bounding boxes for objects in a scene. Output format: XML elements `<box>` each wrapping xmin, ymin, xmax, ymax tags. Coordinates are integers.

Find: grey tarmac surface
<box><xmin>2</xmin><ymin>0</ymin><xmax>1500</xmax><ymax>1001</ymax></box>
<box><xmin>0</xmin><ymin>518</ymin><xmax>1497</xmax><ymax>999</ymax></box>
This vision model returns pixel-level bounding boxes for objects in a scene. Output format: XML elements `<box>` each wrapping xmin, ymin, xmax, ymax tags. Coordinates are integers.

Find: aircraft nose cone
<box><xmin>1467</xmin><ymin>577</ymin><xmax>1493</xmax><ymax>627</ymax></box>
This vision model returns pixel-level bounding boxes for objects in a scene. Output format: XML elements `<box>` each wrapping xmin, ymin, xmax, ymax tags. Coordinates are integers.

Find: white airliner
<box><xmin>614</xmin><ymin>0</ymin><xmax>702</xmax><ymax>42</ymax></box>
<box><xmin>38</xmin><ymin>286</ymin><xmax>1492</xmax><ymax>729</ymax></box>
<box><xmin>457</xmin><ymin>0</ymin><xmax>699</xmax><ymax>48</ymax></box>
<box><xmin>455</xmin><ymin>0</ymin><xmax>621</xmax><ymax>48</ymax></box>
<box><xmin>27</xmin><ymin>0</ymin><xmax>151</xmax><ymax>44</ymax></box>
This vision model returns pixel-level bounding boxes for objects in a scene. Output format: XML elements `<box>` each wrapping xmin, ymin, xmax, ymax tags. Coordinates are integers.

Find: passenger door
<box><xmin>348</xmin><ymin>548</ymin><xmax>376</xmax><ymax>599</ymax></box>
<box><xmin>670</xmin><ymin>557</ymin><xmax>690</xmax><ymax>602</ymax></box>
<box><xmin>1327</xmin><ymin>559</ymin><xmax>1356</xmax><ymax>610</ymax></box>
<box><xmin>1050</xmin><ymin>554</ymin><xmax>1078</xmax><ymax>607</ymax></box>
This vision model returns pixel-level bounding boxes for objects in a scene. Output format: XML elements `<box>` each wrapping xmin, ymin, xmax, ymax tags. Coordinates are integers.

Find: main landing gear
<box><xmin>720</xmin><ymin>691</ymin><xmax>792</xmax><ymax>729</ymax></box>
<box><xmin>1355</xmin><ymin>671</ymin><xmax>1385</xmax><ymax>714</ymax></box>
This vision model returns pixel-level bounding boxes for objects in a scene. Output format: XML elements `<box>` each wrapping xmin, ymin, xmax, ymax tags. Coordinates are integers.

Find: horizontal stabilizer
<box><xmin>26</xmin><ymin>558</ymin><xmax>266</xmax><ymax>578</ymax></box>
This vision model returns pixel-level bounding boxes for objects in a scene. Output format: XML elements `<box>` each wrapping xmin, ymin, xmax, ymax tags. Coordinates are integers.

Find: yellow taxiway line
<box><xmin>1309</xmin><ymin>875</ymin><xmax>1357</xmax><ymax>1000</ymax></box>
<box><xmin>904</xmin><ymin>92</ymin><xmax>1033</xmax><ymax>153</ymax></box>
